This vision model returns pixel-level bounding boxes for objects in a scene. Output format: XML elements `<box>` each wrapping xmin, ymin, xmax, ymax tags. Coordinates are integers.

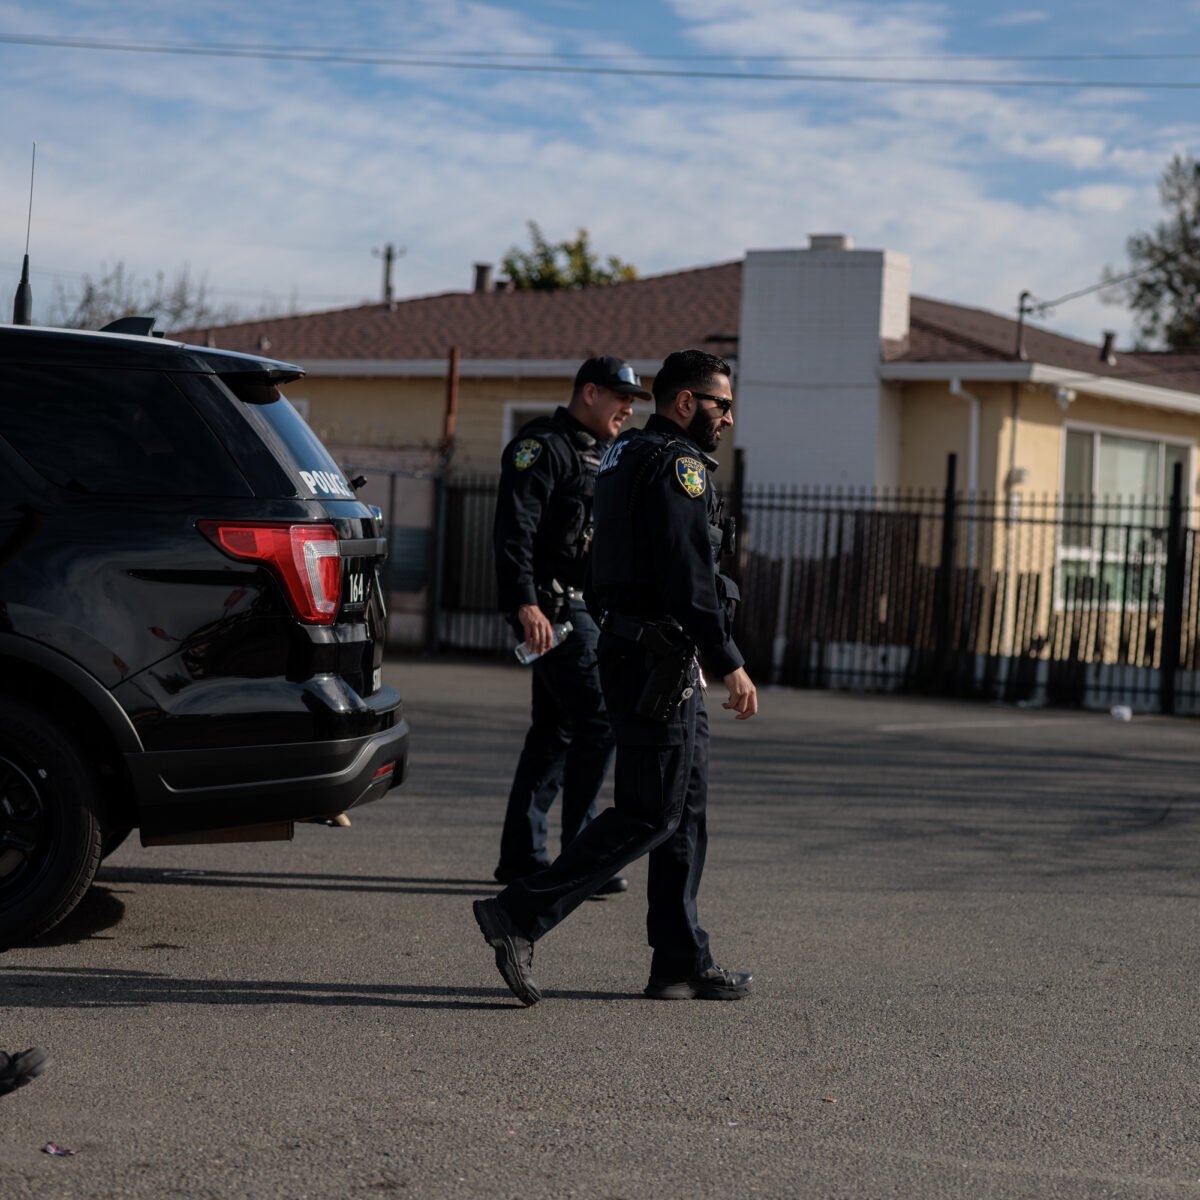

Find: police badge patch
<box><xmin>513</xmin><ymin>439</ymin><xmax>543</xmax><ymax>471</ymax></box>
<box><xmin>675</xmin><ymin>456</ymin><xmax>706</xmax><ymax>498</ymax></box>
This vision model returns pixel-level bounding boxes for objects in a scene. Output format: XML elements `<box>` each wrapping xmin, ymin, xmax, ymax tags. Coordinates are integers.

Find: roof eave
<box><xmin>292</xmin><ymin>357</ymin><xmax>662</xmax><ymax>379</ymax></box>
<box><xmin>879</xmin><ymin>361</ymin><xmax>1034</xmax><ymax>383</ymax></box>
<box><xmin>880</xmin><ymin>360</ymin><xmax>1200</xmax><ymax>414</ymax></box>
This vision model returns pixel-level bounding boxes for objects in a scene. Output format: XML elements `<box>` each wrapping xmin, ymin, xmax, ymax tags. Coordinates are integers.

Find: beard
<box><xmin>686</xmin><ymin>409</ymin><xmax>722</xmax><ymax>453</ymax></box>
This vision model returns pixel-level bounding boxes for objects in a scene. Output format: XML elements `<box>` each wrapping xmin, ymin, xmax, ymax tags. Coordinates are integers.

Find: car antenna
<box><xmin>12</xmin><ymin>142</ymin><xmax>36</xmax><ymax>325</ymax></box>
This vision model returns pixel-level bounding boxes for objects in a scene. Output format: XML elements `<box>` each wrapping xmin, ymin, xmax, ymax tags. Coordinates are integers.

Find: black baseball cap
<box><xmin>574</xmin><ymin>355</ymin><xmax>652</xmax><ymax>400</ymax></box>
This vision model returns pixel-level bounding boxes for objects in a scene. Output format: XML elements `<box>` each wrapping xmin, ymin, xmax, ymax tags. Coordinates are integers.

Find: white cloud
<box><xmin>669</xmin><ymin>0</ymin><xmax>947</xmax><ymax>57</ymax></box>
<box><xmin>985</xmin><ymin>10</ymin><xmax>1051</xmax><ymax>26</ymax></box>
<box><xmin>1004</xmin><ymin>133</ymin><xmax>1110</xmax><ymax>170</ymax></box>
<box><xmin>0</xmin><ymin>0</ymin><xmax>1193</xmax><ymax>346</ymax></box>
<box><xmin>1049</xmin><ymin>184</ymin><xmax>1138</xmax><ymax>214</ymax></box>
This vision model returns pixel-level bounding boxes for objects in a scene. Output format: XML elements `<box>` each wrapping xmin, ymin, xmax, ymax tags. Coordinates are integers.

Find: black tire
<box><xmin>0</xmin><ymin>697</ymin><xmax>103</xmax><ymax>944</ymax></box>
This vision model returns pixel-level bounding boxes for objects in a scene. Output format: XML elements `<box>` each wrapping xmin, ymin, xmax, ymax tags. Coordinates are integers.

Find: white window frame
<box><xmin>1055</xmin><ymin>421</ymin><xmax>1193</xmax><ymax>611</ymax></box>
<box><xmin>502</xmin><ymin>400</ymin><xmax>558</xmax><ymax>447</ymax></box>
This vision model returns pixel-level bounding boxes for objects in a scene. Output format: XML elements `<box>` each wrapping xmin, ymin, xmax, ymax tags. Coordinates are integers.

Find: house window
<box><xmin>505</xmin><ymin>403</ymin><xmax>558</xmax><ymax>444</ymax></box>
<box><xmin>1058</xmin><ymin>427</ymin><xmax>1191</xmax><ymax>606</ymax></box>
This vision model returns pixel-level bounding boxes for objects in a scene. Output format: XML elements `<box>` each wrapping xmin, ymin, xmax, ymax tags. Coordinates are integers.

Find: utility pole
<box><xmin>1013</xmin><ymin>290</ymin><xmax>1033</xmax><ymax>360</ymax></box>
<box><xmin>373</xmin><ymin>243</ymin><xmax>406</xmax><ymax>307</ymax></box>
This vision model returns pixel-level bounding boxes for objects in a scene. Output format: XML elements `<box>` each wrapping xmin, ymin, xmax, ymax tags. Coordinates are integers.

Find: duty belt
<box><xmin>600</xmin><ymin>611</ymin><xmax>689</xmax><ymax>657</ymax></box>
<box><xmin>602</xmin><ymin>611</ymin><xmax>702</xmax><ymax>718</ymax></box>
<box><xmin>537</xmin><ymin>581</ymin><xmax>584</xmax><ymax>602</ymax></box>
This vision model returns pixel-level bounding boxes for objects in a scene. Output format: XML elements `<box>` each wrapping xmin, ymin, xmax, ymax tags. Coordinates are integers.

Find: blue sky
<box><xmin>2</xmin><ymin>0</ymin><xmax>1199</xmax><ymax>342</ymax></box>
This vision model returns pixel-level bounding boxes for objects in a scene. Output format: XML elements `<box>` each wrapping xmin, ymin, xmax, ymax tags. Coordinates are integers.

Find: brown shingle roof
<box><xmin>901</xmin><ymin>296</ymin><xmax>1200</xmax><ymax>393</ymax></box>
<box><xmin>173</xmin><ymin>261</ymin><xmax>742</xmax><ymax>363</ymax></box>
<box><xmin>174</xmin><ymin>259</ymin><xmax>1200</xmax><ymax>397</ymax></box>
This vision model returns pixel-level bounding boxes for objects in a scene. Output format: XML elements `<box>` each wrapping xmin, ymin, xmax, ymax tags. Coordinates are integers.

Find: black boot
<box><xmin>592</xmin><ymin>875</ymin><xmax>629</xmax><ymax>897</ymax></box>
<box><xmin>644</xmin><ymin>966</ymin><xmax>753</xmax><ymax>1001</ymax></box>
<box><xmin>473</xmin><ymin>898</ymin><xmax>542</xmax><ymax>1006</ymax></box>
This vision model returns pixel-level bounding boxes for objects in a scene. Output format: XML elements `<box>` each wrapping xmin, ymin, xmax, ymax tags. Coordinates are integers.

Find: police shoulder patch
<box><xmin>513</xmin><ymin>439</ymin><xmax>543</xmax><ymax>471</ymax></box>
<box><xmin>674</xmin><ymin>455</ymin><xmax>706</xmax><ymax>498</ymax></box>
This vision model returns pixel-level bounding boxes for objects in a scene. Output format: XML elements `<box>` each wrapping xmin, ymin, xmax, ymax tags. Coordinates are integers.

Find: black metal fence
<box><xmin>734</xmin><ymin>456</ymin><xmax>1200</xmax><ymax>714</ymax></box>
<box><xmin>386</xmin><ymin>458</ymin><xmax>1200</xmax><ymax>714</ymax></box>
<box><xmin>434</xmin><ymin>473</ymin><xmax>511</xmax><ymax>653</ymax></box>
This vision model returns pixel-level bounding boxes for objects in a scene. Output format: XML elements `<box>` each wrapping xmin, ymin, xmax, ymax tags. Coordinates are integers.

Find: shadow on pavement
<box><xmin>2</xmin><ymin>884</ymin><xmax>129</xmax><ymax>951</ymax></box>
<box><xmin>0</xmin><ymin>965</ymin><xmax>639</xmax><ymax>1010</ymax></box>
<box><xmin>99</xmin><ymin>866</ymin><xmax>498</xmax><ymax>896</ymax></box>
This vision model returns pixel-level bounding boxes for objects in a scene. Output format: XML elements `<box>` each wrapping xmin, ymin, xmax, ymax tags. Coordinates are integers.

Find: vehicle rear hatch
<box><xmin>177</xmin><ymin>360</ymin><xmax>390</xmax><ymax>701</ymax></box>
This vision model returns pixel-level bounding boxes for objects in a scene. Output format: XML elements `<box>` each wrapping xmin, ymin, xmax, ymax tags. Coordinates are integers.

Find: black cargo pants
<box><xmin>497</xmin><ymin>602</ymin><xmax>615</xmax><ymax>873</ymax></box>
<box><xmin>498</xmin><ymin>631</ymin><xmax>714</xmax><ymax>982</ymax></box>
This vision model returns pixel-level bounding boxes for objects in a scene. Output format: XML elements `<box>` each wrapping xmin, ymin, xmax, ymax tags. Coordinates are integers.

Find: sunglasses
<box><xmin>690</xmin><ymin>391</ymin><xmax>733</xmax><ymax>415</ymax></box>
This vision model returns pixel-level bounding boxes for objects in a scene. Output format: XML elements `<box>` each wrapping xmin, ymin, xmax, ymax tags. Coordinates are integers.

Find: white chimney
<box><xmin>735</xmin><ymin>235</ymin><xmax>910</xmax><ymax>487</ymax></box>
<box><xmin>807</xmin><ymin>233</ymin><xmax>854</xmax><ymax>252</ymax></box>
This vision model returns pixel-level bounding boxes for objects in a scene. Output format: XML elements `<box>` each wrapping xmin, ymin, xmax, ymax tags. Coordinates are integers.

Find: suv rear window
<box><xmin>0</xmin><ymin>365</ymin><xmax>251</xmax><ymax>496</ymax></box>
<box><xmin>220</xmin><ymin>376</ymin><xmax>354</xmax><ymax>500</ymax></box>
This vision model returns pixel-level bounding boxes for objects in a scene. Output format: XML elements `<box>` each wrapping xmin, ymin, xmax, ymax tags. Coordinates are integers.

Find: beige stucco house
<box><xmin>177</xmin><ymin>236</ymin><xmax>1200</xmax><ymax>511</ymax></box>
<box><xmin>175</xmin><ymin>241</ymin><xmax>1200</xmax><ymax>680</ymax></box>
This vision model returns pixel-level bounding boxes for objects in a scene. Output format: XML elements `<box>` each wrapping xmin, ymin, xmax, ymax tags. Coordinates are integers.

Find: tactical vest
<box><xmin>519</xmin><ymin>411</ymin><xmax>603</xmax><ymax>586</ymax></box>
<box><xmin>592</xmin><ymin>426</ymin><xmax>730</xmax><ymax>607</ymax></box>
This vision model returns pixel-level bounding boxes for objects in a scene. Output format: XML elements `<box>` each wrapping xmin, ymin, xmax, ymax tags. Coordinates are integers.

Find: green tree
<box><xmin>1108</xmin><ymin>154</ymin><xmax>1200</xmax><ymax>349</ymax></box>
<box><xmin>47</xmin><ymin>262</ymin><xmax>241</xmax><ymax>331</ymax></box>
<box><xmin>500</xmin><ymin>222</ymin><xmax>637</xmax><ymax>291</ymax></box>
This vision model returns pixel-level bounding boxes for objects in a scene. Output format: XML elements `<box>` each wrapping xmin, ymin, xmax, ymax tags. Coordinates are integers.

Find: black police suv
<box><xmin>0</xmin><ymin>321</ymin><xmax>409</xmax><ymax>943</ymax></box>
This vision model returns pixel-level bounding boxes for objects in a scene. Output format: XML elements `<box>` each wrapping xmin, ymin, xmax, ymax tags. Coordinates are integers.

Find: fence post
<box><xmin>933</xmin><ymin>453</ymin><xmax>959</xmax><ymax>690</ymax></box>
<box><xmin>729</xmin><ymin>446</ymin><xmax>746</xmax><ymax>585</ymax></box>
<box><xmin>427</xmin><ymin>471</ymin><xmax>448</xmax><ymax>652</ymax></box>
<box><xmin>1160</xmin><ymin>461</ymin><xmax>1185</xmax><ymax>714</ymax></box>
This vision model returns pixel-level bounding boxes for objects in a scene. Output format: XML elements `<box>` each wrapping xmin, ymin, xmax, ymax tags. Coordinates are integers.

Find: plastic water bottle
<box><xmin>514</xmin><ymin>621</ymin><xmax>573</xmax><ymax>665</ymax></box>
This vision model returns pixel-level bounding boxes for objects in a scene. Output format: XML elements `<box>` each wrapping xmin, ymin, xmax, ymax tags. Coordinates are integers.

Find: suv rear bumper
<box><xmin>128</xmin><ymin>708</ymin><xmax>410</xmax><ymax>840</ymax></box>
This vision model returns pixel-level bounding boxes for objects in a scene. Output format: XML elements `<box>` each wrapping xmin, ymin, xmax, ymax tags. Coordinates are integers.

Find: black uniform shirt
<box><xmin>493</xmin><ymin>406</ymin><xmax>605</xmax><ymax>613</ymax></box>
<box><xmin>590</xmin><ymin>413</ymin><xmax>744</xmax><ymax>678</ymax></box>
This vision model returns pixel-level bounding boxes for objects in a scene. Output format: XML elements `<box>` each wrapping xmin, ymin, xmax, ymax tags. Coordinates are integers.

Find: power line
<box><xmin>8</xmin><ymin>34</ymin><xmax>1200</xmax><ymax>64</ymax></box>
<box><xmin>1026</xmin><ymin>262</ymin><xmax>1166</xmax><ymax>316</ymax></box>
<box><xmin>3</xmin><ymin>33</ymin><xmax>1200</xmax><ymax>88</ymax></box>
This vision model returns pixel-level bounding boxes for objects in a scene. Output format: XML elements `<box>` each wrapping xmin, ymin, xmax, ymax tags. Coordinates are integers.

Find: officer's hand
<box><xmin>518</xmin><ymin>603</ymin><xmax>554</xmax><ymax>655</ymax></box>
<box><xmin>722</xmin><ymin>667</ymin><xmax>758</xmax><ymax>720</ymax></box>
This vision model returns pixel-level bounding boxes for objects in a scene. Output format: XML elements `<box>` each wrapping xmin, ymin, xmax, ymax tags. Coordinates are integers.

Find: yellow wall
<box><xmin>898</xmin><ymin>380</ymin><xmax>1200</xmax><ymax>655</ymax></box>
<box><xmin>1013</xmin><ymin>384</ymin><xmax>1200</xmax><ymax>502</ymax></box>
<box><xmin>287</xmin><ymin>371</ymin><xmax>1200</xmax><ymax>498</ymax></box>
<box><xmin>283</xmin><ymin>371</ymin><xmax>745</xmax><ymax>477</ymax></box>
<box><xmin>455</xmin><ymin>377</ymin><xmax>566</xmax><ymax>472</ymax></box>
<box><xmin>285</xmin><ymin>374</ymin><xmax>572</xmax><ymax>471</ymax></box>
<box><xmin>286</xmin><ymin>377</ymin><xmax>444</xmax><ymax>447</ymax></box>
<box><xmin>899</xmin><ymin>380</ymin><xmax>1200</xmax><ymax>499</ymax></box>
<box><xmin>898</xmin><ymin>380</ymin><xmax>1010</xmax><ymax>494</ymax></box>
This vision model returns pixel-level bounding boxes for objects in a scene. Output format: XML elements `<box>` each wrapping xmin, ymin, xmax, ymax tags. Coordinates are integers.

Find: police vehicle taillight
<box><xmin>198</xmin><ymin>521</ymin><xmax>341</xmax><ymax>625</ymax></box>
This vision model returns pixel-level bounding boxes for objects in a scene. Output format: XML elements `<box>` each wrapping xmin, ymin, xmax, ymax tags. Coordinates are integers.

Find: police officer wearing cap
<box><xmin>475</xmin><ymin>349</ymin><xmax>758</xmax><ymax>1005</ymax></box>
<box><xmin>491</xmin><ymin>355</ymin><xmax>652</xmax><ymax>892</ymax></box>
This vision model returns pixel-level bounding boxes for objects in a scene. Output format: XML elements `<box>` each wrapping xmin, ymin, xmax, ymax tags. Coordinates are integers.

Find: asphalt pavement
<box><xmin>3</xmin><ymin>658</ymin><xmax>1199</xmax><ymax>1199</ymax></box>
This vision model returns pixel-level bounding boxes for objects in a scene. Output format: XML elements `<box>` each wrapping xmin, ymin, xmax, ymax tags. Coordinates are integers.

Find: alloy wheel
<box><xmin>0</xmin><ymin>755</ymin><xmax>51</xmax><ymax>896</ymax></box>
